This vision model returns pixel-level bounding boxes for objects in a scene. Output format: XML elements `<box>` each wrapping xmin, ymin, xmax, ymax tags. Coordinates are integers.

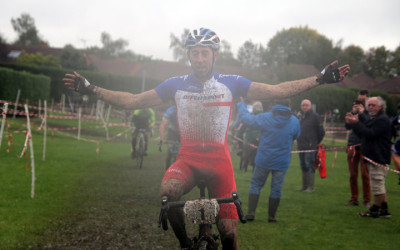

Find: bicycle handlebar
<box><xmin>158</xmin><ymin>191</ymin><xmax>247</xmax><ymax>230</ymax></box>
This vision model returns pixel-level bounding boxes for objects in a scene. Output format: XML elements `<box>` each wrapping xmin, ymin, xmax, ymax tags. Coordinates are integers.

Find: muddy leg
<box><xmin>160</xmin><ymin>179</ymin><xmax>191</xmax><ymax>248</ymax></box>
<box><xmin>216</xmin><ymin>218</ymin><xmax>239</xmax><ymax>250</ymax></box>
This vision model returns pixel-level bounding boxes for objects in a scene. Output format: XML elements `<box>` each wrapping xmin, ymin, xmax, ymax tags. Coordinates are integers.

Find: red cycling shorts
<box><xmin>162</xmin><ymin>154</ymin><xmax>238</xmax><ymax>220</ymax></box>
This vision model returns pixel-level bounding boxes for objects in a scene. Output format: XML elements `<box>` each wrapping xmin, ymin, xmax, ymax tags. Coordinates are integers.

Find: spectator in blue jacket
<box><xmin>237</xmin><ymin>98</ymin><xmax>300</xmax><ymax>222</ymax></box>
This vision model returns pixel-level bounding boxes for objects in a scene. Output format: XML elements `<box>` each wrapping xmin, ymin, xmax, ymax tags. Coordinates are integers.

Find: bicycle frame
<box><xmin>134</xmin><ymin>128</ymin><xmax>146</xmax><ymax>168</ymax></box>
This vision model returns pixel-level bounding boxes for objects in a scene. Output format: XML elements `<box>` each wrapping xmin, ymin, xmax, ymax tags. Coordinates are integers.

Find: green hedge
<box><xmin>0</xmin><ymin>67</ymin><xmax>50</xmax><ymax>102</ymax></box>
<box><xmin>0</xmin><ymin>62</ymin><xmax>160</xmax><ymax>102</ymax></box>
<box><xmin>261</xmin><ymin>85</ymin><xmax>397</xmax><ymax>119</ymax></box>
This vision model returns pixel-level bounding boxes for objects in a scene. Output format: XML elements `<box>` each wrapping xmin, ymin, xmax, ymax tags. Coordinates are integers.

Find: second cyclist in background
<box><xmin>159</xmin><ymin>105</ymin><xmax>181</xmax><ymax>169</ymax></box>
<box><xmin>131</xmin><ymin>108</ymin><xmax>155</xmax><ymax>158</ymax></box>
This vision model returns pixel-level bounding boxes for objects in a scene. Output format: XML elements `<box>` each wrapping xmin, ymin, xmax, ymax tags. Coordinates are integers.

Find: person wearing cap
<box><xmin>63</xmin><ymin>28</ymin><xmax>350</xmax><ymax>249</ymax></box>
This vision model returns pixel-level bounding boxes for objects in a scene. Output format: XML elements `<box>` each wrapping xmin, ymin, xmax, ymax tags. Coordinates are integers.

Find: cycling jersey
<box><xmin>155</xmin><ymin>72</ymin><xmax>251</xmax><ymax>220</ymax></box>
<box><xmin>132</xmin><ymin>108</ymin><xmax>155</xmax><ymax>130</ymax></box>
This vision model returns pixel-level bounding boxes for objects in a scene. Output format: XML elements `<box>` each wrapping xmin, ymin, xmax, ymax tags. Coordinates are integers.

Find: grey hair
<box><xmin>253</xmin><ymin>101</ymin><xmax>264</xmax><ymax>113</ymax></box>
<box><xmin>367</xmin><ymin>96</ymin><xmax>386</xmax><ymax>112</ymax></box>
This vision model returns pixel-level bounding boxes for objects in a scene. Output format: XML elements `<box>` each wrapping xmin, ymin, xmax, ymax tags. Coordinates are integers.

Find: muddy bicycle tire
<box><xmin>136</xmin><ymin>132</ymin><xmax>145</xmax><ymax>169</ymax></box>
<box><xmin>195</xmin><ymin>237</ymin><xmax>218</xmax><ymax>250</ymax></box>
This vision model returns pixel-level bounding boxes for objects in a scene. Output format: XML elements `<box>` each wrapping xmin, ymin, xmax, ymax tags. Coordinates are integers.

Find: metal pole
<box><xmin>13</xmin><ymin>89</ymin><xmax>21</xmax><ymax>119</ymax></box>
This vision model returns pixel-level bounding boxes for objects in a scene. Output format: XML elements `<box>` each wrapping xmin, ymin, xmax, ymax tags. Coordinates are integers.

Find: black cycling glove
<box><xmin>316</xmin><ymin>64</ymin><xmax>340</xmax><ymax>84</ymax></box>
<box><xmin>74</xmin><ymin>74</ymin><xmax>93</xmax><ymax>95</ymax></box>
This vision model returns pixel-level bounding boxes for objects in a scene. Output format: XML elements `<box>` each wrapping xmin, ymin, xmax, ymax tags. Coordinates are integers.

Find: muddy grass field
<box><xmin>29</xmin><ymin>143</ymin><xmax>183</xmax><ymax>249</ymax></box>
<box><xmin>2</xmin><ymin>118</ymin><xmax>399</xmax><ymax>249</ymax></box>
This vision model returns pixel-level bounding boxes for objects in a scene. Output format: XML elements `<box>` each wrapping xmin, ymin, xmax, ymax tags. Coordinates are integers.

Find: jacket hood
<box><xmin>269</xmin><ymin>105</ymin><xmax>292</xmax><ymax>128</ymax></box>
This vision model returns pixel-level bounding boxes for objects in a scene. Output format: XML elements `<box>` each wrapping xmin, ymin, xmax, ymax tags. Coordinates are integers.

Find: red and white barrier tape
<box><xmin>363</xmin><ymin>156</ymin><xmax>400</xmax><ymax>174</ymax></box>
<box><xmin>326</xmin><ymin>130</ymin><xmax>351</xmax><ymax>134</ymax></box>
<box><xmin>325</xmin><ymin>126</ymin><xmax>347</xmax><ymax>130</ymax></box>
<box><xmin>1</xmin><ymin>99</ymin><xmax>124</xmax><ymax>119</ymax></box>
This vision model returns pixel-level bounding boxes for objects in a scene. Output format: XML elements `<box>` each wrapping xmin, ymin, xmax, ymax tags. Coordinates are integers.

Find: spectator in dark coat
<box><xmin>297</xmin><ymin>99</ymin><xmax>325</xmax><ymax>193</ymax></box>
<box><xmin>345</xmin><ymin>96</ymin><xmax>392</xmax><ymax>218</ymax></box>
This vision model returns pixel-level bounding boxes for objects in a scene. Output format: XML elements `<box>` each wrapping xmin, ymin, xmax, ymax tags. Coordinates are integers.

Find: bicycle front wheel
<box><xmin>195</xmin><ymin>235</ymin><xmax>218</xmax><ymax>250</ymax></box>
<box><xmin>196</xmin><ymin>240</ymin><xmax>218</xmax><ymax>250</ymax></box>
<box><xmin>136</xmin><ymin>133</ymin><xmax>145</xmax><ymax>168</ymax></box>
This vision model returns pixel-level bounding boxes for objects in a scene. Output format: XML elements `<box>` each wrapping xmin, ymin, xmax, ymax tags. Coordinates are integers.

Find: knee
<box><xmin>217</xmin><ymin>219</ymin><xmax>237</xmax><ymax>240</ymax></box>
<box><xmin>217</xmin><ymin>219</ymin><xmax>238</xmax><ymax>249</ymax></box>
<box><xmin>249</xmin><ymin>185</ymin><xmax>261</xmax><ymax>195</ymax></box>
<box><xmin>160</xmin><ymin>179</ymin><xmax>185</xmax><ymax>201</ymax></box>
<box><xmin>270</xmin><ymin>190</ymin><xmax>282</xmax><ymax>199</ymax></box>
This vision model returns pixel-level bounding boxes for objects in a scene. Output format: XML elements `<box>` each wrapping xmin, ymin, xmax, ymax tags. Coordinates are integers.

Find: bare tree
<box><xmin>237</xmin><ymin>40</ymin><xmax>264</xmax><ymax>69</ymax></box>
<box><xmin>169</xmin><ymin>28</ymin><xmax>190</xmax><ymax>65</ymax></box>
<box><xmin>11</xmin><ymin>13</ymin><xmax>46</xmax><ymax>46</ymax></box>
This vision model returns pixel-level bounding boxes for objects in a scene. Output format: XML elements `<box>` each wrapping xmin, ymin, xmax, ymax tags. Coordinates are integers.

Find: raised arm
<box><xmin>63</xmin><ymin>72</ymin><xmax>163</xmax><ymax>110</ymax></box>
<box><xmin>246</xmin><ymin>61</ymin><xmax>350</xmax><ymax>100</ymax></box>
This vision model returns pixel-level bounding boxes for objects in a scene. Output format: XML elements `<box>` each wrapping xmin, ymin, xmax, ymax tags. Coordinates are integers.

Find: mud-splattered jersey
<box><xmin>155</xmin><ymin>73</ymin><xmax>251</xmax><ymax>160</ymax></box>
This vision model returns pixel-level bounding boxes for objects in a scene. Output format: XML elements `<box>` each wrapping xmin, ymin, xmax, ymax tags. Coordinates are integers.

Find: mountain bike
<box><xmin>159</xmin><ymin>140</ymin><xmax>180</xmax><ymax>169</ymax></box>
<box><xmin>158</xmin><ymin>180</ymin><xmax>247</xmax><ymax>249</ymax></box>
<box><xmin>133</xmin><ymin>128</ymin><xmax>146</xmax><ymax>168</ymax></box>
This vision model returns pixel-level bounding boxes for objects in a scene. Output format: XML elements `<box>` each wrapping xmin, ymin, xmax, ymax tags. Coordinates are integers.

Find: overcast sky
<box><xmin>1</xmin><ymin>0</ymin><xmax>399</xmax><ymax>61</ymax></box>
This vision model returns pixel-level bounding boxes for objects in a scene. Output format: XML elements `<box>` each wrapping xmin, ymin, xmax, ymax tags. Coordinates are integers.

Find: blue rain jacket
<box><xmin>237</xmin><ymin>102</ymin><xmax>300</xmax><ymax>171</ymax></box>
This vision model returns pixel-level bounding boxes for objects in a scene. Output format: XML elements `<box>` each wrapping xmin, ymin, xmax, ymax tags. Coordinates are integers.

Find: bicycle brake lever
<box><xmin>232</xmin><ymin>191</ymin><xmax>247</xmax><ymax>223</ymax></box>
<box><xmin>159</xmin><ymin>196</ymin><xmax>169</xmax><ymax>230</ymax></box>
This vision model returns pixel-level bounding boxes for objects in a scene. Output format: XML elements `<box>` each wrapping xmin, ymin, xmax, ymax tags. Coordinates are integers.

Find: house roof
<box><xmin>346</xmin><ymin>72</ymin><xmax>378</xmax><ymax>89</ymax></box>
<box><xmin>88</xmin><ymin>58</ymin><xmax>278</xmax><ymax>82</ymax></box>
<box><xmin>289</xmin><ymin>64</ymin><xmax>320</xmax><ymax>76</ymax></box>
<box><xmin>87</xmin><ymin>54</ymin><xmax>142</xmax><ymax>76</ymax></box>
<box><xmin>0</xmin><ymin>44</ymin><xmax>65</xmax><ymax>61</ymax></box>
<box><xmin>141</xmin><ymin>60</ymin><xmax>192</xmax><ymax>80</ymax></box>
<box><xmin>375</xmin><ymin>76</ymin><xmax>400</xmax><ymax>94</ymax></box>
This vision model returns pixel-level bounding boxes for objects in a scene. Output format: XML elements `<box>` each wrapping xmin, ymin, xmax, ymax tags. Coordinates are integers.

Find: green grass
<box><xmin>235</xmin><ymin>150</ymin><xmax>400</xmax><ymax>249</ymax></box>
<box><xmin>1</xmin><ymin>117</ymin><xmax>400</xmax><ymax>249</ymax></box>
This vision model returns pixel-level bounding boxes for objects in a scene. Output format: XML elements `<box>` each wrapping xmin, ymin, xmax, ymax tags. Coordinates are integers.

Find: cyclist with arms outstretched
<box><xmin>63</xmin><ymin>28</ymin><xmax>350</xmax><ymax>249</ymax></box>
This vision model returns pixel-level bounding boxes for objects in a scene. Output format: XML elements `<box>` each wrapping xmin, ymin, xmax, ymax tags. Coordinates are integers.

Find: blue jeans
<box><xmin>299</xmin><ymin>152</ymin><xmax>316</xmax><ymax>173</ymax></box>
<box><xmin>249</xmin><ymin>166</ymin><xmax>287</xmax><ymax>199</ymax></box>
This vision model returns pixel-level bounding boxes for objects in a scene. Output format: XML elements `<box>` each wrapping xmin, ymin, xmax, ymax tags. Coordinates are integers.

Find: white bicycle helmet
<box><xmin>185</xmin><ymin>28</ymin><xmax>220</xmax><ymax>50</ymax></box>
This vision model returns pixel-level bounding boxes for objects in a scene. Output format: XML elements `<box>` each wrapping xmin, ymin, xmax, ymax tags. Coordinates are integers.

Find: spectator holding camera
<box><xmin>345</xmin><ymin>96</ymin><xmax>392</xmax><ymax>218</ymax></box>
<box><xmin>344</xmin><ymin>90</ymin><xmax>371</xmax><ymax>207</ymax></box>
